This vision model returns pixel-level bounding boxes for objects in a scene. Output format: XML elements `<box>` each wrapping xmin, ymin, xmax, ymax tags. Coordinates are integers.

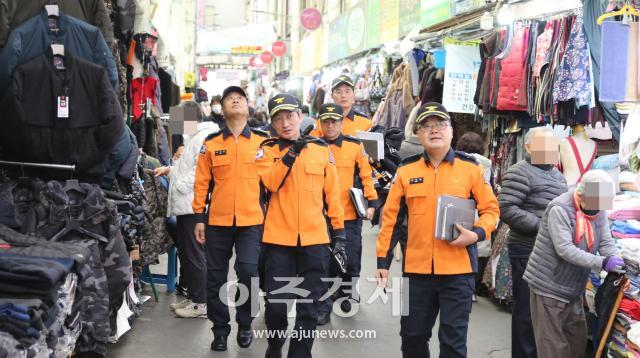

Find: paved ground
<box><xmin>108</xmin><ymin>224</ymin><xmax>512</xmax><ymax>357</ymax></box>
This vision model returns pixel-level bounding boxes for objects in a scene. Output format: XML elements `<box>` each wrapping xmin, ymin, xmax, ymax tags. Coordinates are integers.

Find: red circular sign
<box><xmin>300</xmin><ymin>8</ymin><xmax>322</xmax><ymax>30</ymax></box>
<box><xmin>272</xmin><ymin>41</ymin><xmax>287</xmax><ymax>57</ymax></box>
<box><xmin>249</xmin><ymin>56</ymin><xmax>263</xmax><ymax>68</ymax></box>
<box><xmin>260</xmin><ymin>51</ymin><xmax>274</xmax><ymax>64</ymax></box>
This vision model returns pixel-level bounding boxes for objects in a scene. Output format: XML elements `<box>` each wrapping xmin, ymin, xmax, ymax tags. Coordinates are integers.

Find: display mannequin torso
<box><xmin>559</xmin><ymin>125</ymin><xmax>597</xmax><ymax>186</ymax></box>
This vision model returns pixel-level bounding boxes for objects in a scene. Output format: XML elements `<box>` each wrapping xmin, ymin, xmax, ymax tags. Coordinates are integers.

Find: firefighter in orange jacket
<box><xmin>376</xmin><ymin>103</ymin><xmax>499</xmax><ymax>358</ymax></box>
<box><xmin>257</xmin><ymin>93</ymin><xmax>345</xmax><ymax>358</ymax></box>
<box><xmin>310</xmin><ymin>75</ymin><xmax>372</xmax><ymax>137</ymax></box>
<box><xmin>314</xmin><ymin>103</ymin><xmax>379</xmax><ymax>326</ymax></box>
<box><xmin>192</xmin><ymin>86</ymin><xmax>268</xmax><ymax>352</ymax></box>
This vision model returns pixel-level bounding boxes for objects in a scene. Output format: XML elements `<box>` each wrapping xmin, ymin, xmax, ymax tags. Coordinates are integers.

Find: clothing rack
<box><xmin>0</xmin><ymin>160</ymin><xmax>76</xmax><ymax>171</ymax></box>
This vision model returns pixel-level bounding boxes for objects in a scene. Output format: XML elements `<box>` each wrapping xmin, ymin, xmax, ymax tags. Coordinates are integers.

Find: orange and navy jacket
<box><xmin>310</xmin><ymin>108</ymin><xmax>372</xmax><ymax>137</ymax></box>
<box><xmin>192</xmin><ymin>125</ymin><xmax>270</xmax><ymax>227</ymax></box>
<box><xmin>257</xmin><ymin>137</ymin><xmax>344</xmax><ymax>246</ymax></box>
<box><xmin>377</xmin><ymin>149</ymin><xmax>500</xmax><ymax>275</ymax></box>
<box><xmin>326</xmin><ymin>134</ymin><xmax>378</xmax><ymax>220</ymax></box>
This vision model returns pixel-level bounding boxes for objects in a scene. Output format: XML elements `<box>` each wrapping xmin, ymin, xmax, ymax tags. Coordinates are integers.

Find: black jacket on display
<box><xmin>0</xmin><ymin>53</ymin><xmax>124</xmax><ymax>183</ymax></box>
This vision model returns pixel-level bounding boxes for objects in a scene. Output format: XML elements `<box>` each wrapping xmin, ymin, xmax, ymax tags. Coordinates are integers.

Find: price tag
<box><xmin>57</xmin><ymin>96</ymin><xmax>69</xmax><ymax>118</ymax></box>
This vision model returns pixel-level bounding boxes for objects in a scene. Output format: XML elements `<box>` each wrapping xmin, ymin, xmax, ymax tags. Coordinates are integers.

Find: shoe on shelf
<box><xmin>174</xmin><ymin>302</ymin><xmax>207</xmax><ymax>318</ymax></box>
<box><xmin>211</xmin><ymin>335</ymin><xmax>228</xmax><ymax>351</ymax></box>
<box><xmin>237</xmin><ymin>329</ymin><xmax>253</xmax><ymax>348</ymax></box>
<box><xmin>317</xmin><ymin>311</ymin><xmax>331</xmax><ymax>326</ymax></box>
<box><xmin>170</xmin><ymin>298</ymin><xmax>192</xmax><ymax>311</ymax></box>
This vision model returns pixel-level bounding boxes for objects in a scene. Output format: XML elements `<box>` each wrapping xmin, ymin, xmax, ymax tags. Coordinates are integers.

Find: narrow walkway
<box><xmin>109</xmin><ymin>225</ymin><xmax>512</xmax><ymax>357</ymax></box>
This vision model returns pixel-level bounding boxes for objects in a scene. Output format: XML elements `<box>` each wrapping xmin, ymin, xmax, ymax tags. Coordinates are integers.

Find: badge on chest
<box><xmin>214</xmin><ymin>150</ymin><xmax>227</xmax><ymax>156</ymax></box>
<box><xmin>409</xmin><ymin>177</ymin><xmax>424</xmax><ymax>185</ymax></box>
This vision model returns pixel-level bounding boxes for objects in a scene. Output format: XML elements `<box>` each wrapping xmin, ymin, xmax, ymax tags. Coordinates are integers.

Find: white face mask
<box><xmin>212</xmin><ymin>104</ymin><xmax>222</xmax><ymax>114</ymax></box>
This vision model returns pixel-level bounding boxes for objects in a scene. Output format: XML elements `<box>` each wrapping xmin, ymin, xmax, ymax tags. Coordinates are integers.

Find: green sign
<box><xmin>421</xmin><ymin>0</ymin><xmax>451</xmax><ymax>28</ymax></box>
<box><xmin>347</xmin><ymin>2</ymin><xmax>366</xmax><ymax>55</ymax></box>
<box><xmin>399</xmin><ymin>0</ymin><xmax>421</xmax><ymax>36</ymax></box>
<box><xmin>328</xmin><ymin>15</ymin><xmax>348</xmax><ymax>63</ymax></box>
<box><xmin>365</xmin><ymin>0</ymin><xmax>381</xmax><ymax>49</ymax></box>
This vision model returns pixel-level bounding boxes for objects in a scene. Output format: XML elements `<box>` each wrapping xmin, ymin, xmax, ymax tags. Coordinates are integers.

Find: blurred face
<box><xmin>415</xmin><ymin>117</ymin><xmax>453</xmax><ymax>152</ymax></box>
<box><xmin>580</xmin><ymin>182</ymin><xmax>615</xmax><ymax>211</ymax></box>
<box><xmin>526</xmin><ymin>131</ymin><xmax>559</xmax><ymax>165</ymax></box>
<box><xmin>331</xmin><ymin>84</ymin><xmax>355</xmax><ymax>111</ymax></box>
<box><xmin>221</xmin><ymin>93</ymin><xmax>248</xmax><ymax>119</ymax></box>
<box><xmin>271</xmin><ymin>110</ymin><xmax>302</xmax><ymax>140</ymax></box>
<box><xmin>319</xmin><ymin>119</ymin><xmax>343</xmax><ymax>141</ymax></box>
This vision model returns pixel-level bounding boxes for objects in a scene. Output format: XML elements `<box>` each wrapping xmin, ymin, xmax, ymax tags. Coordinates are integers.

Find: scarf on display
<box><xmin>573</xmin><ymin>190</ymin><xmax>597</xmax><ymax>252</ymax></box>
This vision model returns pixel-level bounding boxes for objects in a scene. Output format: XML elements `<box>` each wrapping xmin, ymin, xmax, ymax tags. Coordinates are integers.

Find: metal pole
<box><xmin>0</xmin><ymin>160</ymin><xmax>76</xmax><ymax>171</ymax></box>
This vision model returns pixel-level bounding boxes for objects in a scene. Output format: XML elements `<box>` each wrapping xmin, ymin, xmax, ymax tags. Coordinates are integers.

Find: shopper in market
<box><xmin>376</xmin><ymin>102</ymin><xmax>500</xmax><ymax>358</ymax></box>
<box><xmin>204</xmin><ymin>94</ymin><xmax>226</xmax><ymax>128</ymax></box>
<box><xmin>256</xmin><ymin>93</ymin><xmax>346</xmax><ymax>358</ymax></box>
<box><xmin>310</xmin><ymin>75</ymin><xmax>372</xmax><ymax>137</ymax></box>
<box><xmin>498</xmin><ymin>126</ymin><xmax>568</xmax><ymax>358</ymax></box>
<box><xmin>192</xmin><ymin>86</ymin><xmax>269</xmax><ymax>352</ymax></box>
<box><xmin>524</xmin><ymin>169</ymin><xmax>622</xmax><ymax>358</ymax></box>
<box><xmin>314</xmin><ymin>103</ymin><xmax>379</xmax><ymax>326</ymax></box>
<box><xmin>153</xmin><ymin>119</ymin><xmax>219</xmax><ymax>318</ymax></box>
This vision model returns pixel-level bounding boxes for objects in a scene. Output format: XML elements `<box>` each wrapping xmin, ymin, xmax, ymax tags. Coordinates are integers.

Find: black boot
<box><xmin>210</xmin><ymin>335</ymin><xmax>227</xmax><ymax>351</ymax></box>
<box><xmin>237</xmin><ymin>329</ymin><xmax>253</xmax><ymax>348</ymax></box>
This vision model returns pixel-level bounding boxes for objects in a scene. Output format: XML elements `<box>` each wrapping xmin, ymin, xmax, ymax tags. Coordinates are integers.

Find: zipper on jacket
<box><xmin>432</xmin><ymin>163</ymin><xmax>438</xmax><ymax>274</ymax></box>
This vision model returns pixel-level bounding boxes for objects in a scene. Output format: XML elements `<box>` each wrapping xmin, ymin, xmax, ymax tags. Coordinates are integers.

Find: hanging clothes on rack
<box><xmin>0</xmin><ymin>53</ymin><xmax>124</xmax><ymax>184</ymax></box>
<box><xmin>0</xmin><ymin>0</ymin><xmax>114</xmax><ymax>48</ymax></box>
<box><xmin>496</xmin><ymin>22</ymin><xmax>529</xmax><ymax>111</ymax></box>
<box><xmin>0</xmin><ymin>9</ymin><xmax>119</xmax><ymax>97</ymax></box>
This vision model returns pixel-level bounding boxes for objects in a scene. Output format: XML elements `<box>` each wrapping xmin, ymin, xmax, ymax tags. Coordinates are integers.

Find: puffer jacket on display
<box><xmin>496</xmin><ymin>24</ymin><xmax>529</xmax><ymax>111</ymax></box>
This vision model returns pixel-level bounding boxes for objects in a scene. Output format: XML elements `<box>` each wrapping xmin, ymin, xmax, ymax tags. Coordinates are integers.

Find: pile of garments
<box><xmin>0</xmin><ymin>178</ymin><xmax>132</xmax><ymax>356</ymax></box>
<box><xmin>0</xmin><ymin>252</ymin><xmax>80</xmax><ymax>358</ymax></box>
<box><xmin>610</xmin><ymin>199</ymin><xmax>640</xmax><ymax>239</ymax></box>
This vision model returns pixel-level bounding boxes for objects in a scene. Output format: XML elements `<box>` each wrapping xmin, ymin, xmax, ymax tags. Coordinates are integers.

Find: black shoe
<box><xmin>237</xmin><ymin>329</ymin><xmax>253</xmax><ymax>348</ymax></box>
<box><xmin>265</xmin><ymin>345</ymin><xmax>282</xmax><ymax>358</ymax></box>
<box><xmin>340</xmin><ymin>299</ymin><xmax>352</xmax><ymax>313</ymax></box>
<box><xmin>210</xmin><ymin>335</ymin><xmax>227</xmax><ymax>351</ymax></box>
<box><xmin>317</xmin><ymin>311</ymin><xmax>331</xmax><ymax>326</ymax></box>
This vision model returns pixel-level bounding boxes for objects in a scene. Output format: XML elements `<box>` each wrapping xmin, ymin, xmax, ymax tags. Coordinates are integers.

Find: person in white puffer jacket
<box><xmin>155</xmin><ymin>120</ymin><xmax>219</xmax><ymax>317</ymax></box>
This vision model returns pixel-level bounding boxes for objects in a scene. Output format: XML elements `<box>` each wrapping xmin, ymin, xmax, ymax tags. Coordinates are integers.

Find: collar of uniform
<box><xmin>39</xmin><ymin>9</ymin><xmax>68</xmax><ymax>36</ymax></box>
<box><xmin>422</xmin><ymin>148</ymin><xmax>455</xmax><ymax>165</ymax></box>
<box><xmin>346</xmin><ymin>108</ymin><xmax>355</xmax><ymax>121</ymax></box>
<box><xmin>222</xmin><ymin>124</ymin><xmax>251</xmax><ymax>139</ymax></box>
<box><xmin>326</xmin><ymin>134</ymin><xmax>344</xmax><ymax>147</ymax></box>
<box><xmin>278</xmin><ymin>138</ymin><xmax>293</xmax><ymax>151</ymax></box>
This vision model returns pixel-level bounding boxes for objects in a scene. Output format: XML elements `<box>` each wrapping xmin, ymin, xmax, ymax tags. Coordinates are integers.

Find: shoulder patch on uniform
<box><xmin>260</xmin><ymin>138</ymin><xmax>279</xmax><ymax>147</ymax></box>
<box><xmin>399</xmin><ymin>153</ymin><xmax>422</xmax><ymax>167</ymax></box>
<box><xmin>204</xmin><ymin>130</ymin><xmax>223</xmax><ymax>142</ymax></box>
<box><xmin>343</xmin><ymin>135</ymin><xmax>361</xmax><ymax>144</ymax></box>
<box><xmin>454</xmin><ymin>151</ymin><xmax>479</xmax><ymax>165</ymax></box>
<box><xmin>199</xmin><ymin>144</ymin><xmax>206</xmax><ymax>155</ymax></box>
<box><xmin>250</xmin><ymin>128</ymin><xmax>270</xmax><ymax>138</ymax></box>
<box><xmin>255</xmin><ymin>147</ymin><xmax>264</xmax><ymax>160</ymax></box>
<box><xmin>353</xmin><ymin>110</ymin><xmax>369</xmax><ymax>119</ymax></box>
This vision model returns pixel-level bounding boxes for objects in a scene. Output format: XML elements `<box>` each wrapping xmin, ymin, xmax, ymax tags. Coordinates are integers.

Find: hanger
<box><xmin>597</xmin><ymin>2</ymin><xmax>639</xmax><ymax>25</ymax></box>
<box><xmin>50</xmin><ymin>179</ymin><xmax>108</xmax><ymax>243</ymax></box>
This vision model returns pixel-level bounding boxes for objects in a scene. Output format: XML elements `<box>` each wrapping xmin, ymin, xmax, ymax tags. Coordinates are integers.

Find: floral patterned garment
<box><xmin>533</xmin><ymin>21</ymin><xmax>554</xmax><ymax>78</ymax></box>
<box><xmin>553</xmin><ymin>15</ymin><xmax>593</xmax><ymax>107</ymax></box>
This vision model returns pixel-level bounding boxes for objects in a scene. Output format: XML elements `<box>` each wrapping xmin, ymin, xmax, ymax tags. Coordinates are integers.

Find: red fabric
<box><xmin>572</xmin><ymin>190</ymin><xmax>596</xmax><ymax>252</ymax></box>
<box><xmin>619</xmin><ymin>298</ymin><xmax>640</xmax><ymax>321</ymax></box>
<box><xmin>130</xmin><ymin>77</ymin><xmax>158</xmax><ymax>121</ymax></box>
<box><xmin>496</xmin><ymin>24</ymin><xmax>529</xmax><ymax>111</ymax></box>
<box><xmin>567</xmin><ymin>137</ymin><xmax>597</xmax><ymax>183</ymax></box>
